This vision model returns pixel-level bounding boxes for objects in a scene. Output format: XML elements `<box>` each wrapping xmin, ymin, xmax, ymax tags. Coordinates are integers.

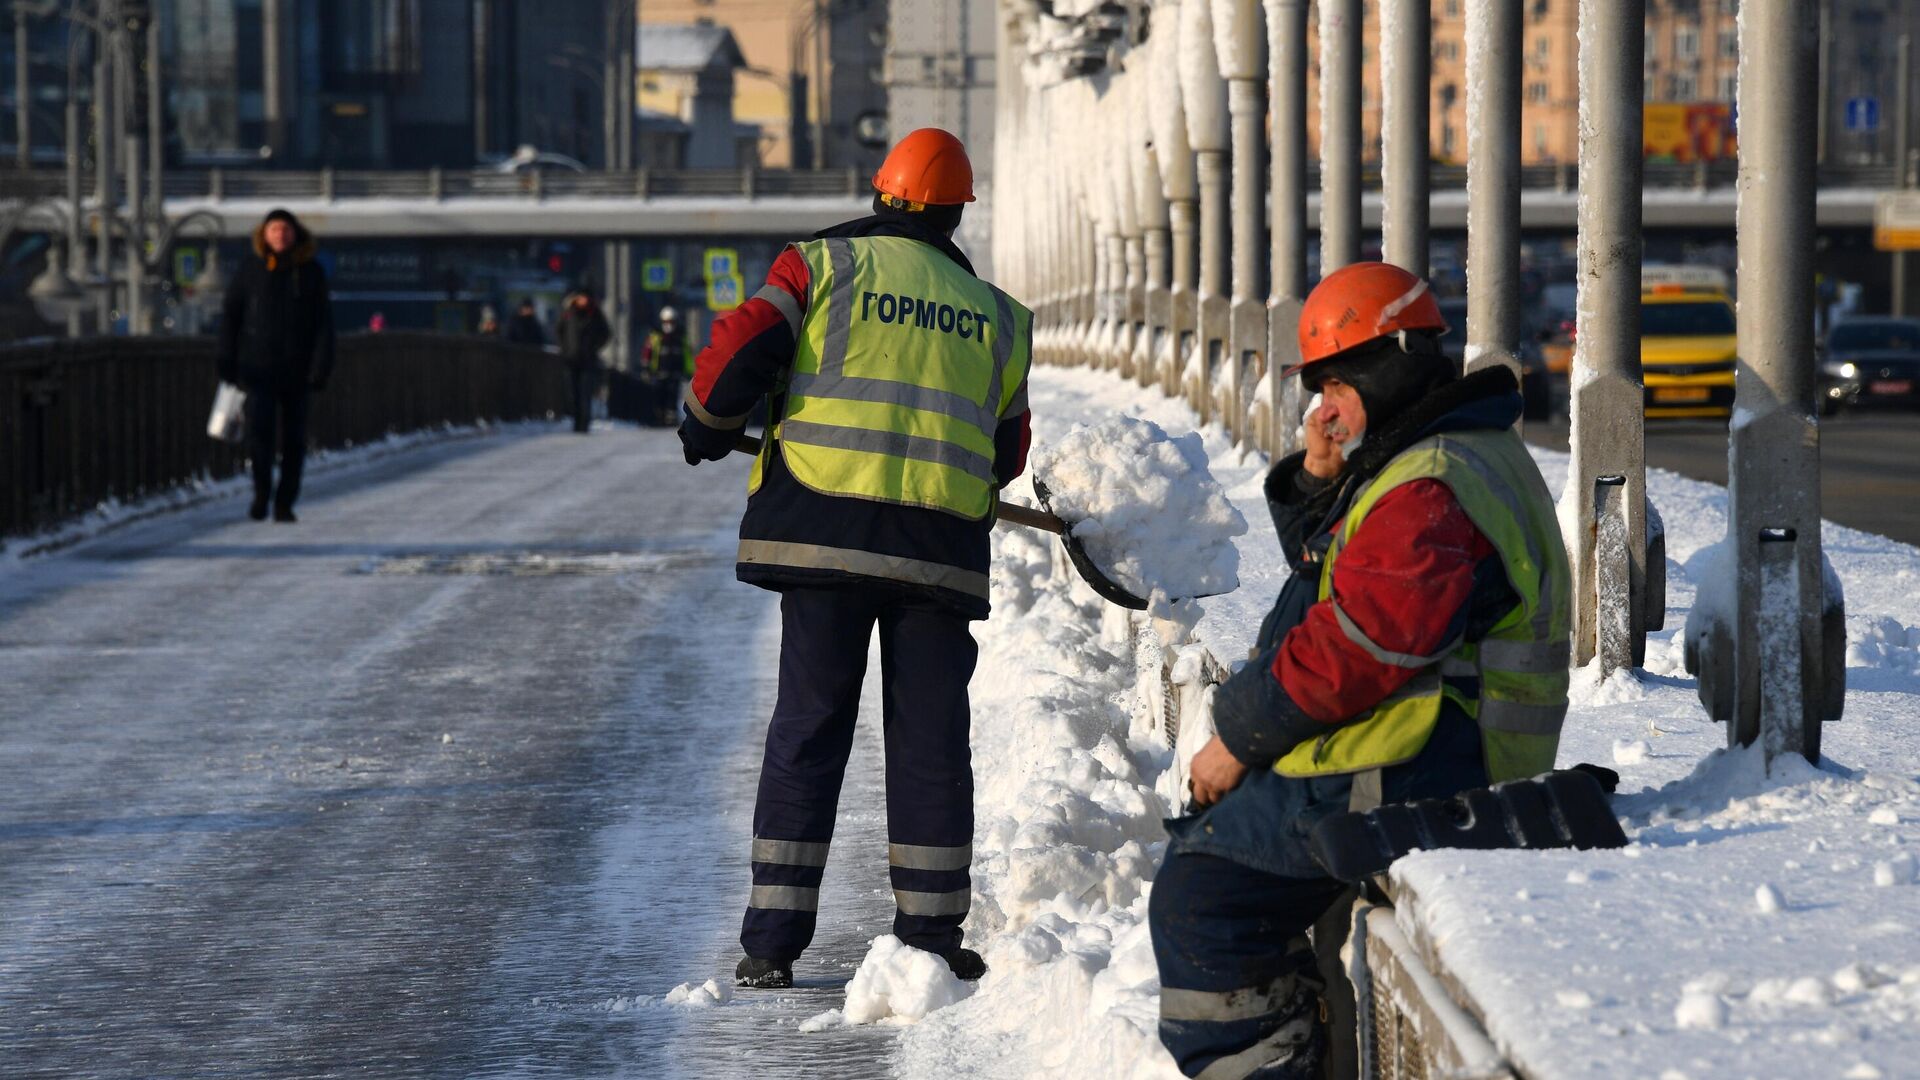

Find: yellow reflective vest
<box><xmin>1273</xmin><ymin>427</ymin><xmax>1573</xmax><ymax>784</ymax></box>
<box><xmin>750</xmin><ymin>235</ymin><xmax>1033</xmax><ymax>521</ymax></box>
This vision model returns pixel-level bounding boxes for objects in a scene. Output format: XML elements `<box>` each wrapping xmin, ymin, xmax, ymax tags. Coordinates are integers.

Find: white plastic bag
<box><xmin>207</xmin><ymin>382</ymin><xmax>246</xmax><ymax>443</ymax></box>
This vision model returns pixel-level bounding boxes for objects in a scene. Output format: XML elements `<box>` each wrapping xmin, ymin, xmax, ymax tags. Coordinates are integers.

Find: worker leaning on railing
<box><xmin>1149</xmin><ymin>262</ymin><xmax>1572</xmax><ymax>1080</ymax></box>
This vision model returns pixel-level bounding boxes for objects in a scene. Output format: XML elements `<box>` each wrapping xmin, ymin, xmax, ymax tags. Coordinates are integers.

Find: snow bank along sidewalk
<box><xmin>877</xmin><ymin>365</ymin><xmax>1920</xmax><ymax>1079</ymax></box>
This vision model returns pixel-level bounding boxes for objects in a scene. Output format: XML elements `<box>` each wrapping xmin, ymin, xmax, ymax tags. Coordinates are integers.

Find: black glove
<box><xmin>679</xmin><ymin>420</ymin><xmax>733</xmax><ymax>466</ymax></box>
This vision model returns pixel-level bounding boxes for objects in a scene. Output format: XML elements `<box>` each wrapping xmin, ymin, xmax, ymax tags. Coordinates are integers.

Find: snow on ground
<box><xmin>887</xmin><ymin>365</ymin><xmax>1920</xmax><ymax>1078</ymax></box>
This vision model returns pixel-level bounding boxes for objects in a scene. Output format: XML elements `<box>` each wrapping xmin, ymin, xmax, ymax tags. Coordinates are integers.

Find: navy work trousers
<box><xmin>741</xmin><ymin>586</ymin><xmax>978</xmax><ymax>964</ymax></box>
<box><xmin>1149</xmin><ymin>709</ymin><xmax>1490</xmax><ymax>1078</ymax></box>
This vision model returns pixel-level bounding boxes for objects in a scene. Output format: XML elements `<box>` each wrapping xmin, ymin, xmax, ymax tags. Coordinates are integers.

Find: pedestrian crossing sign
<box><xmin>704</xmin><ymin>248</ymin><xmax>739</xmax><ymax>281</ymax></box>
<box><xmin>707</xmin><ymin>272</ymin><xmax>744</xmax><ymax>311</ymax></box>
<box><xmin>642</xmin><ymin>258</ymin><xmax>673</xmax><ymax>292</ymax></box>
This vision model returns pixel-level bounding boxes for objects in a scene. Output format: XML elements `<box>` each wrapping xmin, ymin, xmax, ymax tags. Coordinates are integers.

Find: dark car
<box><xmin>1436</xmin><ymin>297</ymin><xmax>1554</xmax><ymax>421</ymax></box>
<box><xmin>1820</xmin><ymin>317</ymin><xmax>1920</xmax><ymax>415</ymax></box>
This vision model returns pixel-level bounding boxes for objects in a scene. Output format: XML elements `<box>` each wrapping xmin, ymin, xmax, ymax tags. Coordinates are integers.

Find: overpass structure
<box><xmin>0</xmin><ymin>164</ymin><xmax>1904</xmax><ymax>239</ymax></box>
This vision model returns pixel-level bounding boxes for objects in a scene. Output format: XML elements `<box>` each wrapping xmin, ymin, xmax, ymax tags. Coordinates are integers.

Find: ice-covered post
<box><xmin>1687</xmin><ymin>0</ymin><xmax>1846</xmax><ymax>767</ymax></box>
<box><xmin>1263</xmin><ymin>0</ymin><xmax>1309</xmax><ymax>457</ymax></box>
<box><xmin>1568</xmin><ymin>0</ymin><xmax>1656</xmax><ymax>675</ymax></box>
<box><xmin>1135</xmin><ymin>79</ymin><xmax>1172</xmax><ymax>387</ymax></box>
<box><xmin>1085</xmin><ymin>99</ymin><xmax>1118</xmax><ymax>370</ymax></box>
<box><xmin>1319</xmin><ymin>0</ymin><xmax>1362</xmax><ymax>271</ymax></box>
<box><xmin>1181</xmin><ymin>0</ymin><xmax>1232</xmax><ymax>423</ymax></box>
<box><xmin>1117</xmin><ymin>83</ymin><xmax>1147</xmax><ymax>380</ymax></box>
<box><xmin>1151</xmin><ymin>6</ymin><xmax>1201</xmax><ymax>398</ymax></box>
<box><xmin>1217</xmin><ymin>0</ymin><xmax>1268</xmax><ymax>447</ymax></box>
<box><xmin>1381</xmin><ymin>0</ymin><xmax>1430</xmax><ymax>277</ymax></box>
<box><xmin>1465</xmin><ymin>0</ymin><xmax>1522</xmax><ymax>379</ymax></box>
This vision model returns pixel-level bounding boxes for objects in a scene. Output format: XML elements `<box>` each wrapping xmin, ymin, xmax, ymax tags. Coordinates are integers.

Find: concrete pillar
<box><xmin>1465</xmin><ymin>0</ymin><xmax>1522</xmax><ymax>379</ymax></box>
<box><xmin>1382</xmin><ymin>0</ymin><xmax>1430</xmax><ymax>277</ymax></box>
<box><xmin>1135</xmin><ymin>64</ymin><xmax>1173</xmax><ymax>386</ymax></box>
<box><xmin>1319</xmin><ymin>0</ymin><xmax>1362</xmax><ymax>271</ymax></box>
<box><xmin>1151</xmin><ymin>7</ymin><xmax>1199</xmax><ymax>397</ymax></box>
<box><xmin>1264</xmin><ymin>0</ymin><xmax>1309</xmax><ymax>457</ymax></box>
<box><xmin>1687</xmin><ymin>0</ymin><xmax>1845</xmax><ymax>768</ymax></box>
<box><xmin>1180</xmin><ymin>0</ymin><xmax>1231</xmax><ymax>422</ymax></box>
<box><xmin>1219</xmin><ymin>0</ymin><xmax>1268</xmax><ymax>447</ymax></box>
<box><xmin>1569</xmin><ymin>0</ymin><xmax>1654</xmax><ymax>675</ymax></box>
<box><xmin>1114</xmin><ymin>115</ymin><xmax>1144</xmax><ymax>378</ymax></box>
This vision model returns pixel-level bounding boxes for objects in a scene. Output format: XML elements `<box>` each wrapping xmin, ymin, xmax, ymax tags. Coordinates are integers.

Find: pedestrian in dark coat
<box><xmin>218</xmin><ymin>207</ymin><xmax>335</xmax><ymax>523</ymax></box>
<box><xmin>504</xmin><ymin>299</ymin><xmax>546</xmax><ymax>345</ymax></box>
<box><xmin>556</xmin><ymin>289</ymin><xmax>611</xmax><ymax>433</ymax></box>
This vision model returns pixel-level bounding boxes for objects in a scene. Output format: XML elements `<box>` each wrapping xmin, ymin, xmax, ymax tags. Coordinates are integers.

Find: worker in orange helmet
<box><xmin>1149</xmin><ymin>263</ymin><xmax>1571</xmax><ymax>1078</ymax></box>
<box><xmin>679</xmin><ymin>129</ymin><xmax>1033</xmax><ymax>990</ymax></box>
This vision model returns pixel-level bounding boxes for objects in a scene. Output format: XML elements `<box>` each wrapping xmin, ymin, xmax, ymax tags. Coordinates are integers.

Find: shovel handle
<box><xmin>730</xmin><ymin>433</ymin><xmax>1067</xmax><ymax>535</ymax></box>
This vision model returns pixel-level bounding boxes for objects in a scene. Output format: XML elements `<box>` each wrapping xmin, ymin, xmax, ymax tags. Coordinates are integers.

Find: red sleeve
<box><xmin>1273</xmin><ymin>479</ymin><xmax>1495</xmax><ymax>724</ymax></box>
<box><xmin>688</xmin><ymin>247</ymin><xmax>811</xmax><ymax>421</ymax></box>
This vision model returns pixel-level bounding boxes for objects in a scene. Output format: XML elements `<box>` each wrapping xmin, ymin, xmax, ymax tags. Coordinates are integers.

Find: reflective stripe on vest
<box><xmin>751</xmin><ymin>236</ymin><xmax>1033</xmax><ymax>521</ymax></box>
<box><xmin>1273</xmin><ymin>427</ymin><xmax>1572</xmax><ymax>784</ymax></box>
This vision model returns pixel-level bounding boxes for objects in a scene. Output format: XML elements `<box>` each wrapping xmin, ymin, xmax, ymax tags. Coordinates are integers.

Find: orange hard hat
<box><xmin>872</xmin><ymin>128</ymin><xmax>976</xmax><ymax>207</ymax></box>
<box><xmin>1289</xmin><ymin>262</ymin><xmax>1449</xmax><ymax>376</ymax></box>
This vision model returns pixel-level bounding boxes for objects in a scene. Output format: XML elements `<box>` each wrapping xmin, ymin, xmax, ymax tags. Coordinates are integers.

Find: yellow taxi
<box><xmin>1640</xmin><ymin>266</ymin><xmax>1736</xmax><ymax>419</ymax></box>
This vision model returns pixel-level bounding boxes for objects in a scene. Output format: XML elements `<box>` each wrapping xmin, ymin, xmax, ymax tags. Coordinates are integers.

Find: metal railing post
<box><xmin>1265</xmin><ymin>0</ymin><xmax>1309</xmax><ymax>457</ymax></box>
<box><xmin>1320</xmin><ymin>0</ymin><xmax>1362</xmax><ymax>271</ymax></box>
<box><xmin>1222</xmin><ymin>0</ymin><xmax>1268</xmax><ymax>447</ymax></box>
<box><xmin>1568</xmin><ymin>0</ymin><xmax>1654</xmax><ymax>675</ymax></box>
<box><xmin>1383</xmin><ymin>0</ymin><xmax>1431</xmax><ymax>277</ymax></box>
<box><xmin>1689</xmin><ymin>0</ymin><xmax>1844</xmax><ymax>768</ymax></box>
<box><xmin>1152</xmin><ymin>10</ymin><xmax>1200</xmax><ymax>398</ymax></box>
<box><xmin>1465</xmin><ymin>0</ymin><xmax>1523</xmax><ymax>381</ymax></box>
<box><xmin>1181</xmin><ymin>0</ymin><xmax>1231</xmax><ymax>422</ymax></box>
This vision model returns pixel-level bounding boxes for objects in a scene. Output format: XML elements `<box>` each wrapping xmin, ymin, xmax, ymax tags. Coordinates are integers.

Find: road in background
<box><xmin>1526</xmin><ymin>412</ymin><xmax>1920</xmax><ymax>547</ymax></box>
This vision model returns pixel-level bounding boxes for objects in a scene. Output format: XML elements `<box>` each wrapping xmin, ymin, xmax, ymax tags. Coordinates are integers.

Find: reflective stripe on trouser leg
<box><xmin>878</xmin><ymin>598</ymin><xmax>979</xmax><ymax>954</ymax></box>
<box><xmin>741</xmin><ymin>588</ymin><xmax>881</xmax><ymax>963</ymax></box>
<box><xmin>1149</xmin><ymin>849</ymin><xmax>1342</xmax><ymax>1079</ymax></box>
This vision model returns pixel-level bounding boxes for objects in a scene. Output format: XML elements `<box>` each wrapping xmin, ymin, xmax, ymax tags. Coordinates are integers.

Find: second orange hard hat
<box><xmin>1288</xmin><ymin>262</ymin><xmax>1450</xmax><ymax>377</ymax></box>
<box><xmin>872</xmin><ymin>128</ymin><xmax>976</xmax><ymax>207</ymax></box>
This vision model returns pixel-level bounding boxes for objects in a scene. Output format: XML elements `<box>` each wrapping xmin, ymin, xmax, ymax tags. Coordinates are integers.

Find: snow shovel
<box><xmin>729</xmin><ymin>433</ymin><xmax>1158</xmax><ymax>610</ymax></box>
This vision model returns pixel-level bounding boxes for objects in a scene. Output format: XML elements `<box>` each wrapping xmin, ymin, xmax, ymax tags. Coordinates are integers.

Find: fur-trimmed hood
<box><xmin>251</xmin><ymin>211</ymin><xmax>318</xmax><ymax>269</ymax></box>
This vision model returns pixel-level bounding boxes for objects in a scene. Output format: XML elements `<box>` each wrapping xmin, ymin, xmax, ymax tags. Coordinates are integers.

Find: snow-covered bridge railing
<box><xmin>997</xmin><ymin>0</ymin><xmax>1850</xmax><ymax>1075</ymax></box>
<box><xmin>0</xmin><ymin>332</ymin><xmax>568</xmax><ymax>544</ymax></box>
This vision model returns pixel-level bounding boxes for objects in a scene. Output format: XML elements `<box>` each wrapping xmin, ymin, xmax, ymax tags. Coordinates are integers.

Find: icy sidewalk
<box><xmin>890</xmin><ymin>366</ymin><xmax>1920</xmax><ymax>1079</ymax></box>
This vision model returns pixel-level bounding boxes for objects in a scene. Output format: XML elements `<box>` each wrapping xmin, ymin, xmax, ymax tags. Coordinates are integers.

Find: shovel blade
<box><xmin>1030</xmin><ymin>475</ymin><xmax>1230</xmax><ymax>611</ymax></box>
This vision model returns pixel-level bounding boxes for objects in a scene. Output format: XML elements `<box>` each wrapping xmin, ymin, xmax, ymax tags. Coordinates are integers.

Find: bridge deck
<box><xmin>0</xmin><ymin>426</ymin><xmax>897</xmax><ymax>1078</ymax></box>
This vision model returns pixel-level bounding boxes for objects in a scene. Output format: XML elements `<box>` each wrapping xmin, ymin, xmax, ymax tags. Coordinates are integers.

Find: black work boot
<box><xmin>734</xmin><ymin>956</ymin><xmax>793</xmax><ymax>989</ymax></box>
<box><xmin>940</xmin><ymin>947</ymin><xmax>986</xmax><ymax>982</ymax></box>
<box><xmin>248</xmin><ymin>496</ymin><xmax>269</xmax><ymax>521</ymax></box>
<box><xmin>272</xmin><ymin>506</ymin><xmax>298</xmax><ymax>524</ymax></box>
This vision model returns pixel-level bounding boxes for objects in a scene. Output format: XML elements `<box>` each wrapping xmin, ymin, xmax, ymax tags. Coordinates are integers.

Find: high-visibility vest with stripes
<box><xmin>750</xmin><ymin>235</ymin><xmax>1032</xmax><ymax>521</ymax></box>
<box><xmin>1273</xmin><ymin>427</ymin><xmax>1573</xmax><ymax>784</ymax></box>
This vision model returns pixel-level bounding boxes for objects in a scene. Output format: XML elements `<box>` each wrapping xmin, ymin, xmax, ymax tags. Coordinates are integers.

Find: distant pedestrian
<box><xmin>477</xmin><ymin>304</ymin><xmax>501</xmax><ymax>336</ymax></box>
<box><xmin>640</xmin><ymin>305</ymin><xmax>688</xmax><ymax>426</ymax></box>
<box><xmin>218</xmin><ymin>207</ymin><xmax>336</xmax><ymax>524</ymax></box>
<box><xmin>504</xmin><ymin>299</ymin><xmax>546</xmax><ymax>345</ymax></box>
<box><xmin>556</xmin><ymin>288</ymin><xmax>611</xmax><ymax>434</ymax></box>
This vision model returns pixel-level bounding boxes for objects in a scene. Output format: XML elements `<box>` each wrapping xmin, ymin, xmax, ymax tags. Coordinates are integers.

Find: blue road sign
<box><xmin>1845</xmin><ymin>96</ymin><xmax>1880</xmax><ymax>134</ymax></box>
